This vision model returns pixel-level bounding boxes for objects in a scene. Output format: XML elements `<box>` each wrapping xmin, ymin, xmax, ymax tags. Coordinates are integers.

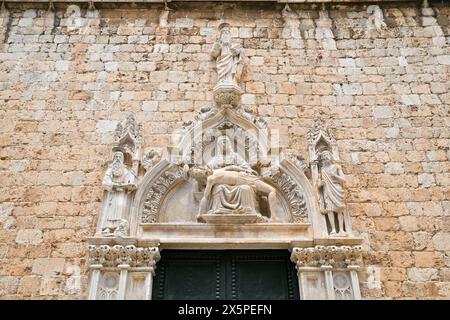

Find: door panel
<box><xmin>153</xmin><ymin>251</ymin><xmax>225</xmax><ymax>300</ymax></box>
<box><xmin>152</xmin><ymin>250</ymin><xmax>299</xmax><ymax>300</ymax></box>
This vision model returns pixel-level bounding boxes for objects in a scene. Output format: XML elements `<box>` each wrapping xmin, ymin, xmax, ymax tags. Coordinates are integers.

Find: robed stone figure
<box><xmin>197</xmin><ymin>135</ymin><xmax>277</xmax><ymax>221</ymax></box>
<box><xmin>210</xmin><ymin>23</ymin><xmax>243</xmax><ymax>87</ymax></box>
<box><xmin>101</xmin><ymin>151</ymin><xmax>136</xmax><ymax>236</ymax></box>
<box><xmin>318</xmin><ymin>150</ymin><xmax>347</xmax><ymax>235</ymax></box>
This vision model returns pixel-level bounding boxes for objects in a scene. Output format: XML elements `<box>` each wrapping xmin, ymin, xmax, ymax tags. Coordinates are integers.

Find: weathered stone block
<box><xmin>15</xmin><ymin>229</ymin><xmax>43</xmax><ymax>245</ymax></box>
<box><xmin>32</xmin><ymin>258</ymin><xmax>65</xmax><ymax>276</ymax></box>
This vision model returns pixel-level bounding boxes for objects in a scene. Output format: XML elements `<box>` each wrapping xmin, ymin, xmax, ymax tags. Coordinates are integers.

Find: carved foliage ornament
<box><xmin>113</xmin><ymin>113</ymin><xmax>143</xmax><ymax>157</ymax></box>
<box><xmin>141</xmin><ymin>165</ymin><xmax>186</xmax><ymax>223</ymax></box>
<box><xmin>333</xmin><ymin>272</ymin><xmax>353</xmax><ymax>300</ymax></box>
<box><xmin>142</xmin><ymin>148</ymin><xmax>162</xmax><ymax>172</ymax></box>
<box><xmin>291</xmin><ymin>245</ymin><xmax>363</xmax><ymax>268</ymax></box>
<box><xmin>307</xmin><ymin>115</ymin><xmax>335</xmax><ymax>147</ymax></box>
<box><xmin>269</xmin><ymin>167</ymin><xmax>307</xmax><ymax>222</ymax></box>
<box><xmin>88</xmin><ymin>245</ymin><xmax>161</xmax><ymax>270</ymax></box>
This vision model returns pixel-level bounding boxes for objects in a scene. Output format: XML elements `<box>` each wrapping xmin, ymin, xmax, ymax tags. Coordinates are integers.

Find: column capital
<box><xmin>88</xmin><ymin>244</ymin><xmax>160</xmax><ymax>270</ymax></box>
<box><xmin>291</xmin><ymin>245</ymin><xmax>364</xmax><ymax>269</ymax></box>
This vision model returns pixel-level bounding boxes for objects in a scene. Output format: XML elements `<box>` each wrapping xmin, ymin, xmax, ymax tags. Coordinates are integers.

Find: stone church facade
<box><xmin>0</xmin><ymin>0</ymin><xmax>449</xmax><ymax>299</ymax></box>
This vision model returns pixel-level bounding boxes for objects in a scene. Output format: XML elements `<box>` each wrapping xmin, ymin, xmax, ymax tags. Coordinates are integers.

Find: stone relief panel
<box><xmin>97</xmin><ymin>272</ymin><xmax>120</xmax><ymax>300</ymax></box>
<box><xmin>137</xmin><ymin>104</ymin><xmax>313</xmax><ymax>225</ymax></box>
<box><xmin>333</xmin><ymin>272</ymin><xmax>354</xmax><ymax>300</ymax></box>
<box><xmin>141</xmin><ymin>164</ymin><xmax>186</xmax><ymax>223</ymax></box>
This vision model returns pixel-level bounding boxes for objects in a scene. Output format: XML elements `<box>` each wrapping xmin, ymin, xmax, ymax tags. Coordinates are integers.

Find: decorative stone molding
<box><xmin>113</xmin><ymin>113</ymin><xmax>143</xmax><ymax>162</ymax></box>
<box><xmin>269</xmin><ymin>167</ymin><xmax>308</xmax><ymax>223</ymax></box>
<box><xmin>3</xmin><ymin>0</ymin><xmax>412</xmax><ymax>3</ymax></box>
<box><xmin>141</xmin><ymin>165</ymin><xmax>186</xmax><ymax>223</ymax></box>
<box><xmin>291</xmin><ymin>245</ymin><xmax>364</xmax><ymax>269</ymax></box>
<box><xmin>142</xmin><ymin>148</ymin><xmax>162</xmax><ymax>172</ymax></box>
<box><xmin>88</xmin><ymin>244</ymin><xmax>161</xmax><ymax>270</ymax></box>
<box><xmin>307</xmin><ymin>114</ymin><xmax>337</xmax><ymax>162</ymax></box>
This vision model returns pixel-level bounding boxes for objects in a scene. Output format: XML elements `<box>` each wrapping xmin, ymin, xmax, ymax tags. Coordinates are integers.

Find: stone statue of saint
<box><xmin>196</xmin><ymin>135</ymin><xmax>277</xmax><ymax>221</ymax></box>
<box><xmin>101</xmin><ymin>151</ymin><xmax>136</xmax><ymax>236</ymax></box>
<box><xmin>210</xmin><ymin>23</ymin><xmax>243</xmax><ymax>86</ymax></box>
<box><xmin>318</xmin><ymin>150</ymin><xmax>346</xmax><ymax>235</ymax></box>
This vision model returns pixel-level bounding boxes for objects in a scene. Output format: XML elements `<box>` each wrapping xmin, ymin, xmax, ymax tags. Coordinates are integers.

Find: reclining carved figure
<box><xmin>190</xmin><ymin>165</ymin><xmax>277</xmax><ymax>219</ymax></box>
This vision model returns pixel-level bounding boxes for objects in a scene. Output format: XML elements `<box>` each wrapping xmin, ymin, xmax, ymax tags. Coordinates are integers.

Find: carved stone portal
<box><xmin>88</xmin><ymin>21</ymin><xmax>364</xmax><ymax>301</ymax></box>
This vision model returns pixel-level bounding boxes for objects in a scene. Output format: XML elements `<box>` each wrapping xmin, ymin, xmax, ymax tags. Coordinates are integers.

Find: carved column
<box><xmin>87</xmin><ymin>265</ymin><xmax>102</xmax><ymax>300</ymax></box>
<box><xmin>291</xmin><ymin>245</ymin><xmax>363</xmax><ymax>300</ymax></box>
<box><xmin>87</xmin><ymin>245</ymin><xmax>160</xmax><ymax>300</ymax></box>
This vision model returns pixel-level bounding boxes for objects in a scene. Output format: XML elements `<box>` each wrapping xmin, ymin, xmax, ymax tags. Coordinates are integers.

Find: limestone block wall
<box><xmin>0</xmin><ymin>1</ymin><xmax>449</xmax><ymax>299</ymax></box>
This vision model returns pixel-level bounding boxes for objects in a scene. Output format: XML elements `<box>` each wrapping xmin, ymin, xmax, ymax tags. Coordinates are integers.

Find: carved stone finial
<box><xmin>112</xmin><ymin>113</ymin><xmax>143</xmax><ymax>159</ymax></box>
<box><xmin>142</xmin><ymin>148</ymin><xmax>162</xmax><ymax>172</ymax></box>
<box><xmin>114</xmin><ymin>113</ymin><xmax>140</xmax><ymax>142</ymax></box>
<box><xmin>307</xmin><ymin>114</ymin><xmax>335</xmax><ymax>147</ymax></box>
<box><xmin>1</xmin><ymin>1</ymin><xmax>6</xmax><ymax>12</ymax></box>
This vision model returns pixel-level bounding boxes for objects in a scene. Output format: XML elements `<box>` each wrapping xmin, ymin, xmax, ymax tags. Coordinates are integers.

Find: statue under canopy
<box><xmin>101</xmin><ymin>151</ymin><xmax>136</xmax><ymax>236</ymax></box>
<box><xmin>318</xmin><ymin>150</ymin><xmax>346</xmax><ymax>235</ymax></box>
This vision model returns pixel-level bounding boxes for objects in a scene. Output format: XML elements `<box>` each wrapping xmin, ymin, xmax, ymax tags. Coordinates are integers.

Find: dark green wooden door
<box><xmin>152</xmin><ymin>250</ymin><xmax>299</xmax><ymax>300</ymax></box>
